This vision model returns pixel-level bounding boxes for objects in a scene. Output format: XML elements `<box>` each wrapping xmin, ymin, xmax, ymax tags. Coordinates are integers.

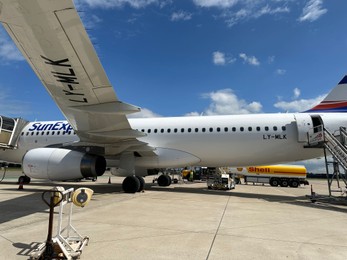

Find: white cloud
<box><xmin>171</xmin><ymin>11</ymin><xmax>193</xmax><ymax>22</ymax></box>
<box><xmin>239</xmin><ymin>53</ymin><xmax>260</xmax><ymax>66</ymax></box>
<box><xmin>254</xmin><ymin>5</ymin><xmax>290</xmax><ymax>18</ymax></box>
<box><xmin>80</xmin><ymin>14</ymin><xmax>103</xmax><ymax>29</ymax></box>
<box><xmin>193</xmin><ymin>0</ymin><xmax>239</xmax><ymax>8</ymax></box>
<box><xmin>128</xmin><ymin>108</ymin><xmax>161</xmax><ymax>118</ymax></box>
<box><xmin>293</xmin><ymin>87</ymin><xmax>301</xmax><ymax>99</ymax></box>
<box><xmin>276</xmin><ymin>69</ymin><xmax>286</xmax><ymax>75</ymax></box>
<box><xmin>285</xmin><ymin>157</ymin><xmax>328</xmax><ymax>173</ymax></box>
<box><xmin>77</xmin><ymin>0</ymin><xmax>161</xmax><ymax>9</ymax></box>
<box><xmin>298</xmin><ymin>0</ymin><xmax>327</xmax><ymax>22</ymax></box>
<box><xmin>185</xmin><ymin>111</ymin><xmax>201</xmax><ymax>117</ymax></box>
<box><xmin>194</xmin><ymin>1</ymin><xmax>291</xmax><ymax>27</ymax></box>
<box><xmin>212</xmin><ymin>51</ymin><xmax>226</xmax><ymax>65</ymax></box>
<box><xmin>84</xmin><ymin>0</ymin><xmax>157</xmax><ymax>8</ymax></box>
<box><xmin>274</xmin><ymin>94</ymin><xmax>326</xmax><ymax>112</ymax></box>
<box><xmin>0</xmin><ymin>28</ymin><xmax>24</xmax><ymax>63</ymax></box>
<box><xmin>200</xmin><ymin>89</ymin><xmax>262</xmax><ymax>115</ymax></box>
<box><xmin>212</xmin><ymin>51</ymin><xmax>236</xmax><ymax>66</ymax></box>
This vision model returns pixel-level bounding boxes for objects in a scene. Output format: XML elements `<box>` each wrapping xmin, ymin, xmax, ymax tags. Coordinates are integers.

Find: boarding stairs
<box><xmin>323</xmin><ymin>128</ymin><xmax>347</xmax><ymax>171</ymax></box>
<box><xmin>0</xmin><ymin>116</ymin><xmax>28</xmax><ymax>149</ymax></box>
<box><xmin>307</xmin><ymin>126</ymin><xmax>347</xmax><ymax>196</ymax></box>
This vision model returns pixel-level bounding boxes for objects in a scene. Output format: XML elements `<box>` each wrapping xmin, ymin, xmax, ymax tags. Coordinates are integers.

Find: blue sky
<box><xmin>1</xmin><ymin>0</ymin><xmax>347</xmax><ymax>121</ymax></box>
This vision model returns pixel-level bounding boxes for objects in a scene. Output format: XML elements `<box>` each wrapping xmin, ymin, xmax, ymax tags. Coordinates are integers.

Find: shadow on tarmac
<box><xmin>0</xmin><ymin>179</ymin><xmax>346</xmax><ymax>226</ymax></box>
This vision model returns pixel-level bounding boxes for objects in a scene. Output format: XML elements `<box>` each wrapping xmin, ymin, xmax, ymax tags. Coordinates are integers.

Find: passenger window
<box><xmin>232</xmin><ymin>127</ymin><xmax>236</xmax><ymax>132</ymax></box>
<box><xmin>167</xmin><ymin>129</ymin><xmax>171</xmax><ymax>133</ymax></box>
<box><xmin>248</xmin><ymin>127</ymin><xmax>252</xmax><ymax>131</ymax></box>
<box><xmin>174</xmin><ymin>128</ymin><xmax>178</xmax><ymax>133</ymax></box>
<box><xmin>57</xmin><ymin>131</ymin><xmax>60</xmax><ymax>135</ymax></box>
<box><xmin>26</xmin><ymin>132</ymin><xmax>29</xmax><ymax>136</ymax></box>
<box><xmin>265</xmin><ymin>126</ymin><xmax>269</xmax><ymax>131</ymax></box>
<box><xmin>141</xmin><ymin>129</ymin><xmax>145</xmax><ymax>132</ymax></box>
<box><xmin>154</xmin><ymin>129</ymin><xmax>158</xmax><ymax>133</ymax></box>
<box><xmin>47</xmin><ymin>132</ymin><xmax>49</xmax><ymax>135</ymax></box>
<box><xmin>31</xmin><ymin>132</ymin><xmax>34</xmax><ymax>136</ymax></box>
<box><xmin>256</xmin><ymin>126</ymin><xmax>260</xmax><ymax>131</ymax></box>
<box><xmin>195</xmin><ymin>128</ymin><xmax>199</xmax><ymax>133</ymax></box>
<box><xmin>181</xmin><ymin>128</ymin><xmax>184</xmax><ymax>133</ymax></box>
<box><xmin>188</xmin><ymin>128</ymin><xmax>191</xmax><ymax>133</ymax></box>
<box><xmin>36</xmin><ymin>132</ymin><xmax>39</xmax><ymax>136</ymax></box>
<box><xmin>217</xmin><ymin>127</ymin><xmax>221</xmax><ymax>132</ymax></box>
<box><xmin>282</xmin><ymin>126</ymin><xmax>286</xmax><ymax>131</ymax></box>
<box><xmin>42</xmin><ymin>132</ymin><xmax>45</xmax><ymax>135</ymax></box>
<box><xmin>160</xmin><ymin>129</ymin><xmax>164</xmax><ymax>133</ymax></box>
<box><xmin>148</xmin><ymin>129</ymin><xmax>151</xmax><ymax>133</ymax></box>
<box><xmin>21</xmin><ymin>132</ymin><xmax>24</xmax><ymax>136</ymax></box>
<box><xmin>224</xmin><ymin>127</ymin><xmax>228</xmax><ymax>132</ymax></box>
<box><xmin>209</xmin><ymin>127</ymin><xmax>213</xmax><ymax>132</ymax></box>
<box><xmin>240</xmin><ymin>127</ymin><xmax>244</xmax><ymax>132</ymax></box>
<box><xmin>202</xmin><ymin>128</ymin><xmax>206</xmax><ymax>132</ymax></box>
<box><xmin>52</xmin><ymin>131</ymin><xmax>55</xmax><ymax>135</ymax></box>
<box><xmin>273</xmin><ymin>126</ymin><xmax>278</xmax><ymax>131</ymax></box>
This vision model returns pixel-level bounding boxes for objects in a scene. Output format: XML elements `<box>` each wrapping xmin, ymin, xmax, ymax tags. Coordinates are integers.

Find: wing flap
<box><xmin>0</xmin><ymin>0</ymin><xmax>144</xmax><ymax>147</ymax></box>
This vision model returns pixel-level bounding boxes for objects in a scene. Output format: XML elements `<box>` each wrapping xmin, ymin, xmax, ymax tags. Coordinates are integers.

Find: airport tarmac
<box><xmin>0</xmin><ymin>170</ymin><xmax>347</xmax><ymax>260</ymax></box>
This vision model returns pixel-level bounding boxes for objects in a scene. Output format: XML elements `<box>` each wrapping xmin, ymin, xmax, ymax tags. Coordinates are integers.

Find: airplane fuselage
<box><xmin>1</xmin><ymin>112</ymin><xmax>344</xmax><ymax>169</ymax></box>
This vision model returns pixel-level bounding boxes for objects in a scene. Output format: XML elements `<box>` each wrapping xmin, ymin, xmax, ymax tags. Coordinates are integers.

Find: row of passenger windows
<box><xmin>138</xmin><ymin>126</ymin><xmax>286</xmax><ymax>134</ymax></box>
<box><xmin>21</xmin><ymin>126</ymin><xmax>287</xmax><ymax>136</ymax></box>
<box><xmin>22</xmin><ymin>131</ymin><xmax>76</xmax><ymax>136</ymax></box>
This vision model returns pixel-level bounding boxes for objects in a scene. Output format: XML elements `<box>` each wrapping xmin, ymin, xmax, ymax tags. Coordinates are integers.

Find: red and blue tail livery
<box><xmin>307</xmin><ymin>75</ymin><xmax>347</xmax><ymax>112</ymax></box>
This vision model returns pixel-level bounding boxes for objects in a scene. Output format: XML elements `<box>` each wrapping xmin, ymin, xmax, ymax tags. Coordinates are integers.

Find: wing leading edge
<box><xmin>0</xmin><ymin>0</ymin><xmax>149</xmax><ymax>154</ymax></box>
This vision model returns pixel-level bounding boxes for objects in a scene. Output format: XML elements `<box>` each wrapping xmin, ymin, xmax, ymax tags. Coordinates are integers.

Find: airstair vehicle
<box><xmin>0</xmin><ymin>115</ymin><xmax>28</xmax><ymax>149</ymax></box>
<box><xmin>305</xmin><ymin>120</ymin><xmax>347</xmax><ymax>198</ymax></box>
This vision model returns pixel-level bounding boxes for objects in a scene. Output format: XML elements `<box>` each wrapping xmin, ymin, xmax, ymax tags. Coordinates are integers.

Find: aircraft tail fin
<box><xmin>306</xmin><ymin>75</ymin><xmax>347</xmax><ymax>112</ymax></box>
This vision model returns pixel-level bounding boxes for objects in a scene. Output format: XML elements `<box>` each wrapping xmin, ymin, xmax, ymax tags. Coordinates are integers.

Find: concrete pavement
<box><xmin>0</xmin><ymin>171</ymin><xmax>346</xmax><ymax>259</ymax></box>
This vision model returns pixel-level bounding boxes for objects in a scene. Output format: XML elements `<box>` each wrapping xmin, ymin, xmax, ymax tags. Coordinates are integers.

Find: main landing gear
<box><xmin>121</xmin><ymin>174</ymin><xmax>172</xmax><ymax>193</ymax></box>
<box><xmin>18</xmin><ymin>175</ymin><xmax>31</xmax><ymax>184</ymax></box>
<box><xmin>122</xmin><ymin>176</ymin><xmax>145</xmax><ymax>193</ymax></box>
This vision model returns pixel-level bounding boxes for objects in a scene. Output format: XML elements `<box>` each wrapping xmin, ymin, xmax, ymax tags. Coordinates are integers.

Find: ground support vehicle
<box><xmin>207</xmin><ymin>173</ymin><xmax>235</xmax><ymax>190</ymax></box>
<box><xmin>230</xmin><ymin>165</ymin><xmax>309</xmax><ymax>188</ymax></box>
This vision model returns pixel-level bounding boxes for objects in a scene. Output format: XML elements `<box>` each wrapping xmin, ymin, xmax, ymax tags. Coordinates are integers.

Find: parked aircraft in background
<box><xmin>0</xmin><ymin>0</ymin><xmax>346</xmax><ymax>192</ymax></box>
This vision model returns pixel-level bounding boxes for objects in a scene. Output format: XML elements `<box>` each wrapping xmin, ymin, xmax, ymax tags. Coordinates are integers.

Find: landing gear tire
<box><xmin>136</xmin><ymin>176</ymin><xmax>145</xmax><ymax>192</ymax></box>
<box><xmin>280</xmin><ymin>179</ymin><xmax>289</xmax><ymax>187</ymax></box>
<box><xmin>270</xmin><ymin>178</ymin><xmax>279</xmax><ymax>187</ymax></box>
<box><xmin>157</xmin><ymin>174</ymin><xmax>171</xmax><ymax>187</ymax></box>
<box><xmin>122</xmin><ymin>176</ymin><xmax>140</xmax><ymax>193</ymax></box>
<box><xmin>289</xmin><ymin>180</ymin><xmax>299</xmax><ymax>188</ymax></box>
<box><xmin>18</xmin><ymin>175</ymin><xmax>31</xmax><ymax>184</ymax></box>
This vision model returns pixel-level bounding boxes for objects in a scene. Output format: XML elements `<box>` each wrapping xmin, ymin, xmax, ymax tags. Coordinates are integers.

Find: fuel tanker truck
<box><xmin>230</xmin><ymin>165</ymin><xmax>309</xmax><ymax>188</ymax></box>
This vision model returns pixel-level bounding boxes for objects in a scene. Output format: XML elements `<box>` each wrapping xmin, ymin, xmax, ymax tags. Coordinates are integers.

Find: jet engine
<box><xmin>22</xmin><ymin>148</ymin><xmax>106</xmax><ymax>181</ymax></box>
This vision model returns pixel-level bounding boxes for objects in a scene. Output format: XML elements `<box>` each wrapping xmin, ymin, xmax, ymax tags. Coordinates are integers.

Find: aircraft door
<box><xmin>0</xmin><ymin>116</ymin><xmax>28</xmax><ymax>149</ymax></box>
<box><xmin>294</xmin><ymin>114</ymin><xmax>313</xmax><ymax>142</ymax></box>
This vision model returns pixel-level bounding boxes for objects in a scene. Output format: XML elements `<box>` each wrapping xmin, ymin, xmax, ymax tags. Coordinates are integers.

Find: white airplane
<box><xmin>0</xmin><ymin>0</ymin><xmax>345</xmax><ymax>193</ymax></box>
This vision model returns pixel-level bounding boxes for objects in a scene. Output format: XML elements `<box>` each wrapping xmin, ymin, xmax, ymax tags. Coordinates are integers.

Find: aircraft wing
<box><xmin>0</xmin><ymin>0</ymin><xmax>148</xmax><ymax>153</ymax></box>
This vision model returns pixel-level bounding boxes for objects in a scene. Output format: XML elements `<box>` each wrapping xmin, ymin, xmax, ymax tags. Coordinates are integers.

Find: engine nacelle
<box><xmin>22</xmin><ymin>148</ymin><xmax>106</xmax><ymax>181</ymax></box>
